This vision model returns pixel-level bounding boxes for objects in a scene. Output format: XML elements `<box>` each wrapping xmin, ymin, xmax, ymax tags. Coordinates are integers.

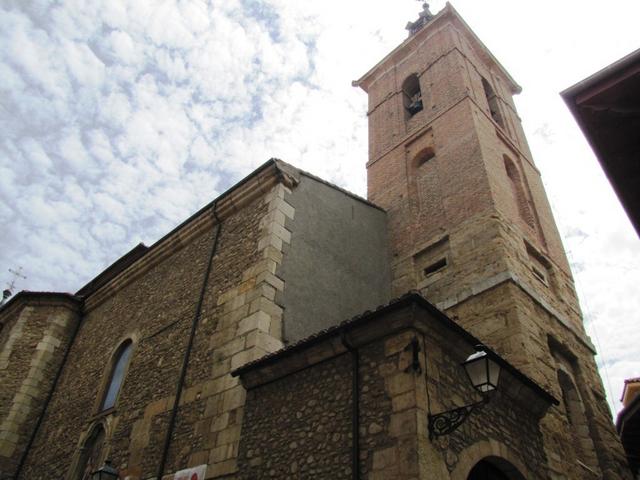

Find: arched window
<box><xmin>557</xmin><ymin>369</ymin><xmax>599</xmax><ymax>469</ymax></box>
<box><xmin>76</xmin><ymin>424</ymin><xmax>105</xmax><ymax>480</ymax></box>
<box><xmin>503</xmin><ymin>156</ymin><xmax>534</xmax><ymax>228</ymax></box>
<box><xmin>482</xmin><ymin>77</ymin><xmax>505</xmax><ymax>128</ymax></box>
<box><xmin>100</xmin><ymin>340</ymin><xmax>133</xmax><ymax>411</ymax></box>
<box><xmin>402</xmin><ymin>74</ymin><xmax>423</xmax><ymax>117</ymax></box>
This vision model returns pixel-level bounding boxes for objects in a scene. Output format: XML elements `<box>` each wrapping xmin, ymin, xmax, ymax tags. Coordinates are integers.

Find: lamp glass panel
<box><xmin>488</xmin><ymin>358</ymin><xmax>500</xmax><ymax>389</ymax></box>
<box><xmin>92</xmin><ymin>461</ymin><xmax>118</xmax><ymax>480</ymax></box>
<box><xmin>465</xmin><ymin>356</ymin><xmax>489</xmax><ymax>391</ymax></box>
<box><xmin>464</xmin><ymin>350</ymin><xmax>502</xmax><ymax>393</ymax></box>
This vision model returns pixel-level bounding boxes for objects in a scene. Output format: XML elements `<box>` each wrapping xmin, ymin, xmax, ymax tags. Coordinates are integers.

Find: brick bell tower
<box><xmin>355</xmin><ymin>3</ymin><xmax>631</xmax><ymax>479</ymax></box>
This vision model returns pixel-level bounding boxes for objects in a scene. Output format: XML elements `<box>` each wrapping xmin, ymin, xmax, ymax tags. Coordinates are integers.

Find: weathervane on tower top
<box><xmin>406</xmin><ymin>1</ymin><xmax>435</xmax><ymax>37</ymax></box>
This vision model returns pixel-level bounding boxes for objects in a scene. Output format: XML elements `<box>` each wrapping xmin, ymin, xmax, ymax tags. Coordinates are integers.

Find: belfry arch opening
<box><xmin>402</xmin><ymin>73</ymin><xmax>423</xmax><ymax>117</ymax></box>
<box><xmin>467</xmin><ymin>457</ymin><xmax>526</xmax><ymax>480</ymax></box>
<box><xmin>482</xmin><ymin>77</ymin><xmax>505</xmax><ymax>128</ymax></box>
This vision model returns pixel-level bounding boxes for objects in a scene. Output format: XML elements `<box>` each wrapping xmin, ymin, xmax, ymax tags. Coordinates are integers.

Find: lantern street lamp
<box><xmin>428</xmin><ymin>345</ymin><xmax>501</xmax><ymax>440</ymax></box>
<box><xmin>91</xmin><ymin>460</ymin><xmax>119</xmax><ymax>480</ymax></box>
<box><xmin>463</xmin><ymin>348</ymin><xmax>501</xmax><ymax>393</ymax></box>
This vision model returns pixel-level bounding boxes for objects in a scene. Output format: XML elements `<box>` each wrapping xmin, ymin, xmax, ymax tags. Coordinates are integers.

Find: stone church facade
<box><xmin>0</xmin><ymin>4</ymin><xmax>632</xmax><ymax>480</ymax></box>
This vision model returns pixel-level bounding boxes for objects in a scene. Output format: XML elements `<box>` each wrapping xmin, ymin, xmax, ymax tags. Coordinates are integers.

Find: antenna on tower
<box><xmin>2</xmin><ymin>267</ymin><xmax>27</xmax><ymax>306</ymax></box>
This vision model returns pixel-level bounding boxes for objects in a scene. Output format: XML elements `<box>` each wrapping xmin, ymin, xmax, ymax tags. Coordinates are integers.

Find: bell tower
<box><xmin>355</xmin><ymin>3</ymin><xmax>631</xmax><ymax>479</ymax></box>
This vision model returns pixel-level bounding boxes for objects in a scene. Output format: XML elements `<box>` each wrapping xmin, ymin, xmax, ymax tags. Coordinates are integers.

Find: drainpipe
<box><xmin>341</xmin><ymin>330</ymin><xmax>360</xmax><ymax>480</ymax></box>
<box><xmin>14</xmin><ymin>301</ymin><xmax>82</xmax><ymax>480</ymax></box>
<box><xmin>156</xmin><ymin>202</ymin><xmax>222</xmax><ymax>480</ymax></box>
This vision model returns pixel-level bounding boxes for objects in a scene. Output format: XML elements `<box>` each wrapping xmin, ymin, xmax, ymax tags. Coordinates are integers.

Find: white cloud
<box><xmin>107</xmin><ymin>30</ymin><xmax>141</xmax><ymax>65</ymax></box>
<box><xmin>20</xmin><ymin>138</ymin><xmax>53</xmax><ymax>171</ymax></box>
<box><xmin>57</xmin><ymin>130</ymin><xmax>95</xmax><ymax>172</ymax></box>
<box><xmin>63</xmin><ymin>39</ymin><xmax>106</xmax><ymax>87</ymax></box>
<box><xmin>1</xmin><ymin>0</ymin><xmax>639</xmax><ymax>416</ymax></box>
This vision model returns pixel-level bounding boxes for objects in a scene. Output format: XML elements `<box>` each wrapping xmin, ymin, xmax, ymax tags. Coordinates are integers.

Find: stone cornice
<box><xmin>82</xmin><ymin>160</ymin><xmax>300</xmax><ymax>313</ymax></box>
<box><xmin>0</xmin><ymin>292</ymin><xmax>82</xmax><ymax>323</ymax></box>
<box><xmin>436</xmin><ymin>271</ymin><xmax>597</xmax><ymax>354</ymax></box>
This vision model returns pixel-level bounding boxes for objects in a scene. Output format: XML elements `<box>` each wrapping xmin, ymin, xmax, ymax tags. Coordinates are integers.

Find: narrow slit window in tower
<box><xmin>504</xmin><ymin>156</ymin><xmax>535</xmax><ymax>228</ymax></box>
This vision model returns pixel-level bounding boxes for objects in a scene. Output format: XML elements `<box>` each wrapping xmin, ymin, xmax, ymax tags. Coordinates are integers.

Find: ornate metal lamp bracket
<box><xmin>428</xmin><ymin>396</ymin><xmax>488</xmax><ymax>440</ymax></box>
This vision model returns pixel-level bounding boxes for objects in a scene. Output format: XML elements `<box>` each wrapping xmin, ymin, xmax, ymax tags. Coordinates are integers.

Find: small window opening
<box><xmin>525</xmin><ymin>240</ymin><xmax>552</xmax><ymax>288</ymax></box>
<box><xmin>482</xmin><ymin>77</ymin><xmax>505</xmax><ymax>128</ymax></box>
<box><xmin>531</xmin><ymin>266</ymin><xmax>547</xmax><ymax>284</ymax></box>
<box><xmin>402</xmin><ymin>74</ymin><xmax>423</xmax><ymax>117</ymax></box>
<box><xmin>504</xmin><ymin>156</ymin><xmax>535</xmax><ymax>228</ymax></box>
<box><xmin>424</xmin><ymin>258</ymin><xmax>447</xmax><ymax>276</ymax></box>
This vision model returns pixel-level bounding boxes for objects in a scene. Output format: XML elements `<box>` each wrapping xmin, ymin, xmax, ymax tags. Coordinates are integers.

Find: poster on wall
<box><xmin>173</xmin><ymin>464</ymin><xmax>207</xmax><ymax>480</ymax></box>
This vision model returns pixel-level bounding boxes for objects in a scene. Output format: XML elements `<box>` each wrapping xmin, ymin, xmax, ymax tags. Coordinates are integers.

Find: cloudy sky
<box><xmin>1</xmin><ymin>0</ymin><xmax>638</xmax><ymax>413</ymax></box>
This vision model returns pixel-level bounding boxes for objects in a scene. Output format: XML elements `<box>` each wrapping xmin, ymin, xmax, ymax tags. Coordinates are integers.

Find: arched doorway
<box><xmin>467</xmin><ymin>457</ymin><xmax>526</xmax><ymax>480</ymax></box>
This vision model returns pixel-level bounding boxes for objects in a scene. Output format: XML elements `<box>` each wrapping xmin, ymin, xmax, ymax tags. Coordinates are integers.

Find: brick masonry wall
<box><xmin>0</xmin><ymin>297</ymin><xmax>80</xmax><ymax>478</ymax></box>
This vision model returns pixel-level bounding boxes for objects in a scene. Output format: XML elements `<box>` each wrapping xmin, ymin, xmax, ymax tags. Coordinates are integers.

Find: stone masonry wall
<box><xmin>238</xmin><ymin>337</ymin><xmax>419</xmax><ymax>480</ymax></box>
<box><xmin>0</xmin><ymin>297</ymin><xmax>80</xmax><ymax>478</ymax></box>
<box><xmin>447</xmin><ymin>283</ymin><xmax>631</xmax><ymax>479</ymax></box>
<box><xmin>415</xmin><ymin>319</ymin><xmax>548</xmax><ymax>479</ymax></box>
<box><xmin>21</xmin><ymin>218</ymin><xmax>219</xmax><ymax>479</ymax></box>
<box><xmin>238</xmin><ymin>353</ymin><xmax>353</xmax><ymax>479</ymax></box>
<box><xmin>20</xmin><ymin>181</ymin><xmax>294</xmax><ymax>480</ymax></box>
<box><xmin>237</xmin><ymin>305</ymin><xmax>550</xmax><ymax>480</ymax></box>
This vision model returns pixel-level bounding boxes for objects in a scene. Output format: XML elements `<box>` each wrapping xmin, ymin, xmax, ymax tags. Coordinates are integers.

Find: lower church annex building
<box><xmin>0</xmin><ymin>4</ymin><xmax>633</xmax><ymax>480</ymax></box>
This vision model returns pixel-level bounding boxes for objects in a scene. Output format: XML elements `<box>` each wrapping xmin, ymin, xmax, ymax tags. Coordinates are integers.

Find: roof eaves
<box><xmin>561</xmin><ymin>47</ymin><xmax>640</xmax><ymax>103</ymax></box>
<box><xmin>75</xmin><ymin>158</ymin><xmax>285</xmax><ymax>303</ymax></box>
<box><xmin>232</xmin><ymin>291</ymin><xmax>557</xmax><ymax>406</ymax></box>
<box><xmin>76</xmin><ymin>243</ymin><xmax>149</xmax><ymax>297</ymax></box>
<box><xmin>617</xmin><ymin>391</ymin><xmax>640</xmax><ymax>434</ymax></box>
<box><xmin>0</xmin><ymin>291</ymin><xmax>82</xmax><ymax>317</ymax></box>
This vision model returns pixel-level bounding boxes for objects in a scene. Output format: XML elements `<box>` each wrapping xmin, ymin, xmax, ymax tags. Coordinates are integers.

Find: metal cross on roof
<box><xmin>2</xmin><ymin>267</ymin><xmax>27</xmax><ymax>306</ymax></box>
<box><xmin>7</xmin><ymin>267</ymin><xmax>27</xmax><ymax>290</ymax></box>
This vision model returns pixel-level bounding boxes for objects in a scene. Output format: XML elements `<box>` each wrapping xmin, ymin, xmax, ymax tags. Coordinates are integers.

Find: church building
<box><xmin>0</xmin><ymin>3</ymin><xmax>632</xmax><ymax>479</ymax></box>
